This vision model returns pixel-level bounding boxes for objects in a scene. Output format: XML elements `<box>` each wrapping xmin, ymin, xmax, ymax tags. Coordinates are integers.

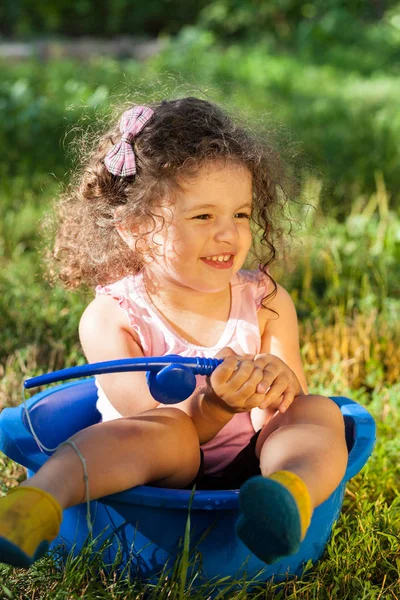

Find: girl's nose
<box><xmin>213</xmin><ymin>218</ymin><xmax>239</xmax><ymax>243</ymax></box>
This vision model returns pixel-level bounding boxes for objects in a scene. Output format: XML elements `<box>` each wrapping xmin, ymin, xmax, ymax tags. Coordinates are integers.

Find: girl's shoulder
<box><xmin>89</xmin><ymin>273</ymin><xmax>153</xmax><ymax>353</ymax></box>
<box><xmin>233</xmin><ymin>269</ymin><xmax>270</xmax><ymax>309</ymax></box>
<box><xmin>94</xmin><ymin>273</ymin><xmax>152</xmax><ymax>338</ymax></box>
<box><xmin>95</xmin><ymin>273</ymin><xmax>144</xmax><ymax>307</ymax></box>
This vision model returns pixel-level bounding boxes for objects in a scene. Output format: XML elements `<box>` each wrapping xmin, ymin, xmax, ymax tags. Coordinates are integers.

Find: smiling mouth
<box><xmin>201</xmin><ymin>254</ymin><xmax>234</xmax><ymax>269</ymax></box>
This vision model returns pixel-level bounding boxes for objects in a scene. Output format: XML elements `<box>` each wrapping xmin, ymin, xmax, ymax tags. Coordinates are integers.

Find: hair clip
<box><xmin>104</xmin><ymin>106</ymin><xmax>154</xmax><ymax>177</ymax></box>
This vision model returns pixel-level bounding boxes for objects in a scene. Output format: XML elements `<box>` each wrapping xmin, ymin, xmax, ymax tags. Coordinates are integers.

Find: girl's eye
<box><xmin>193</xmin><ymin>214</ymin><xmax>212</xmax><ymax>220</ymax></box>
<box><xmin>191</xmin><ymin>212</ymin><xmax>251</xmax><ymax>220</ymax></box>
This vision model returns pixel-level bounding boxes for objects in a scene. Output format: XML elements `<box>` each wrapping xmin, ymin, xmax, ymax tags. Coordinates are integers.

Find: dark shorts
<box><xmin>187</xmin><ymin>429</ymin><xmax>262</xmax><ymax>490</ymax></box>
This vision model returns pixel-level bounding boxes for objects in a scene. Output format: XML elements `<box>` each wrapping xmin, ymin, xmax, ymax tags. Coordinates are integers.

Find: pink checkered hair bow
<box><xmin>104</xmin><ymin>105</ymin><xmax>154</xmax><ymax>177</ymax></box>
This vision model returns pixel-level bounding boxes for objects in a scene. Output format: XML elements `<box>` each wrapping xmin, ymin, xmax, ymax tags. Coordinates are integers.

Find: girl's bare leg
<box><xmin>256</xmin><ymin>395</ymin><xmax>348</xmax><ymax>506</ymax></box>
<box><xmin>0</xmin><ymin>407</ymin><xmax>200</xmax><ymax>567</ymax></box>
<box><xmin>237</xmin><ymin>395</ymin><xmax>348</xmax><ymax>564</ymax></box>
<box><xmin>24</xmin><ymin>407</ymin><xmax>201</xmax><ymax>508</ymax></box>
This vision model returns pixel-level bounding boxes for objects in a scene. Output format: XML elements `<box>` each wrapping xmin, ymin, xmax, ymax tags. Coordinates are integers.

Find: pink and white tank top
<box><xmin>96</xmin><ymin>269</ymin><xmax>270</xmax><ymax>475</ymax></box>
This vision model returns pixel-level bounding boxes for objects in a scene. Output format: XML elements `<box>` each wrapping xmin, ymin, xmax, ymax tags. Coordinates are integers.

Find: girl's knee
<box><xmin>308</xmin><ymin>395</ymin><xmax>345</xmax><ymax>428</ymax></box>
<box><xmin>121</xmin><ymin>407</ymin><xmax>200</xmax><ymax>487</ymax></box>
<box><xmin>149</xmin><ymin>406</ymin><xmax>199</xmax><ymax>440</ymax></box>
<box><xmin>286</xmin><ymin>394</ymin><xmax>345</xmax><ymax>428</ymax></box>
<box><xmin>148</xmin><ymin>409</ymin><xmax>201</xmax><ymax>487</ymax></box>
<box><xmin>100</xmin><ymin>407</ymin><xmax>199</xmax><ymax>451</ymax></box>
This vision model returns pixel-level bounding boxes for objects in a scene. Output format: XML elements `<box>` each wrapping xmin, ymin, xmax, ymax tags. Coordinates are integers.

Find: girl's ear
<box><xmin>115</xmin><ymin>221</ymin><xmax>137</xmax><ymax>251</ymax></box>
<box><xmin>114</xmin><ymin>208</ymin><xmax>153</xmax><ymax>261</ymax></box>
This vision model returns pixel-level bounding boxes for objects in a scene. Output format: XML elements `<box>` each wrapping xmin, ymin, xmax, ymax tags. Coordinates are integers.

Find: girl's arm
<box><xmin>79</xmin><ymin>295</ymin><xmax>235</xmax><ymax>443</ymax></box>
<box><xmin>79</xmin><ymin>294</ymin><xmax>160</xmax><ymax>416</ymax></box>
<box><xmin>258</xmin><ymin>283</ymin><xmax>308</xmax><ymax>394</ymax></box>
<box><xmin>189</xmin><ymin>284</ymin><xmax>310</xmax><ymax>438</ymax></box>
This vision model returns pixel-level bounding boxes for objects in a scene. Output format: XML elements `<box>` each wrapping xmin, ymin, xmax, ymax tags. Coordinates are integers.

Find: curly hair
<box><xmin>50</xmin><ymin>97</ymin><xmax>295</xmax><ymax>296</ymax></box>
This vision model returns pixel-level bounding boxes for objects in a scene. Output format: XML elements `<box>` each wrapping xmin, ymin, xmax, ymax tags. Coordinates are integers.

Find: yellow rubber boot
<box><xmin>0</xmin><ymin>486</ymin><xmax>62</xmax><ymax>568</ymax></box>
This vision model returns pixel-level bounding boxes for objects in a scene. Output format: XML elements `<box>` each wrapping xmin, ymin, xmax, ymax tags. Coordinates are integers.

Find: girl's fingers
<box><xmin>211</xmin><ymin>356</ymin><xmax>241</xmax><ymax>385</ymax></box>
<box><xmin>278</xmin><ymin>391</ymin><xmax>297</xmax><ymax>413</ymax></box>
<box><xmin>259</xmin><ymin>375</ymin><xmax>294</xmax><ymax>409</ymax></box>
<box><xmin>255</xmin><ymin>365</ymin><xmax>278</xmax><ymax>394</ymax></box>
<box><xmin>243</xmin><ymin>391</ymin><xmax>269</xmax><ymax>410</ymax></box>
<box><xmin>226</xmin><ymin>360</ymin><xmax>260</xmax><ymax>387</ymax></box>
<box><xmin>234</xmin><ymin>366</ymin><xmax>264</xmax><ymax>397</ymax></box>
<box><xmin>211</xmin><ymin>358</ymin><xmax>260</xmax><ymax>395</ymax></box>
<box><xmin>209</xmin><ymin>353</ymin><xmax>301</xmax><ymax>413</ymax></box>
<box><xmin>210</xmin><ymin>359</ymin><xmax>266</xmax><ymax>409</ymax></box>
<box><xmin>278</xmin><ymin>392</ymin><xmax>304</xmax><ymax>413</ymax></box>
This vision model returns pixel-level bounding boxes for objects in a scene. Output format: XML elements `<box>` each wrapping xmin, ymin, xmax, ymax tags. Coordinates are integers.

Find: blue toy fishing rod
<box><xmin>24</xmin><ymin>355</ymin><xmax>223</xmax><ymax>404</ymax></box>
<box><xmin>22</xmin><ymin>355</ymin><xmax>224</xmax><ymax>535</ymax></box>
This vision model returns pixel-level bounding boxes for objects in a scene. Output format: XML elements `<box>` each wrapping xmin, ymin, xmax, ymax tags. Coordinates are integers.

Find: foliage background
<box><xmin>0</xmin><ymin>1</ymin><xmax>400</xmax><ymax>598</ymax></box>
<box><xmin>1</xmin><ymin>1</ymin><xmax>400</xmax><ymax>210</ymax></box>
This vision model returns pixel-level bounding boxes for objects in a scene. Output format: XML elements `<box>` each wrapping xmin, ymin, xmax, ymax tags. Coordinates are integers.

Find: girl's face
<box><xmin>143</xmin><ymin>162</ymin><xmax>253</xmax><ymax>294</ymax></box>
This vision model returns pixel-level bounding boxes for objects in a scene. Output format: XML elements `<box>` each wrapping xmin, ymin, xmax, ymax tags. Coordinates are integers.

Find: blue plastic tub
<box><xmin>0</xmin><ymin>378</ymin><xmax>375</xmax><ymax>583</ymax></box>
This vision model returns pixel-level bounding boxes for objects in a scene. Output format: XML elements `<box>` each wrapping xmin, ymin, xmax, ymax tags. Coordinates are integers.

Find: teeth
<box><xmin>204</xmin><ymin>255</ymin><xmax>232</xmax><ymax>262</ymax></box>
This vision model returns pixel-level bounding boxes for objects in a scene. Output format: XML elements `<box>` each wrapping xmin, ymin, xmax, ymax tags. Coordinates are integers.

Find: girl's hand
<box><xmin>252</xmin><ymin>353</ymin><xmax>304</xmax><ymax>413</ymax></box>
<box><xmin>205</xmin><ymin>349</ymin><xmax>304</xmax><ymax>415</ymax></box>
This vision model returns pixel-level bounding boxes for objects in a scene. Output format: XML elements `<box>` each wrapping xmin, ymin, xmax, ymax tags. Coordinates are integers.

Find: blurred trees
<box><xmin>1</xmin><ymin>0</ymin><xmax>399</xmax><ymax>212</ymax></box>
<box><xmin>198</xmin><ymin>0</ymin><xmax>398</xmax><ymax>43</ymax></box>
<box><xmin>1</xmin><ymin>0</ymin><xmax>398</xmax><ymax>39</ymax></box>
<box><xmin>0</xmin><ymin>0</ymin><xmax>210</xmax><ymax>37</ymax></box>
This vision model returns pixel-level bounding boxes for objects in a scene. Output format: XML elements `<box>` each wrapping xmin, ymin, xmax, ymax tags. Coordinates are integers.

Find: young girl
<box><xmin>0</xmin><ymin>97</ymin><xmax>348</xmax><ymax>568</ymax></box>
